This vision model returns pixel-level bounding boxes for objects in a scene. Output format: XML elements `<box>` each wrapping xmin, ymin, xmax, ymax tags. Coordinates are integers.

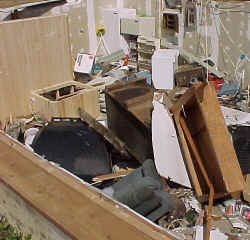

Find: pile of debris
<box><xmin>0</xmin><ymin>1</ymin><xmax>250</xmax><ymax>240</ymax></box>
<box><xmin>2</xmin><ymin>79</ymin><xmax>250</xmax><ymax>240</ymax></box>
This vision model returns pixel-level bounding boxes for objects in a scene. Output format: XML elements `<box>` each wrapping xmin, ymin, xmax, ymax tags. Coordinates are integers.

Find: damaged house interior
<box><xmin>0</xmin><ymin>0</ymin><xmax>250</xmax><ymax>239</ymax></box>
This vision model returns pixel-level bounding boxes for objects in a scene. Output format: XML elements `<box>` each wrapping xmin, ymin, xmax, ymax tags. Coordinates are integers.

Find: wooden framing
<box><xmin>32</xmin><ymin>81</ymin><xmax>100</xmax><ymax>120</ymax></box>
<box><xmin>0</xmin><ymin>131</ymin><xmax>180</xmax><ymax>240</ymax></box>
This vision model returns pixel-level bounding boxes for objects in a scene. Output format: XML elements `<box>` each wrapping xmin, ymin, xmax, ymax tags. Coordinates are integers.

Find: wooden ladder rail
<box><xmin>179</xmin><ymin>115</ymin><xmax>214</xmax><ymax>240</ymax></box>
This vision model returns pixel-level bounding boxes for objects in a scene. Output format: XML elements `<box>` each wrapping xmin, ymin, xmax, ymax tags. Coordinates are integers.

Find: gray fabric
<box><xmin>146</xmin><ymin>190</ymin><xmax>174</xmax><ymax>222</ymax></box>
<box><xmin>113</xmin><ymin>159</ymin><xmax>164</xmax><ymax>192</ymax></box>
<box><xmin>112</xmin><ymin>159</ymin><xmax>175</xmax><ymax>221</ymax></box>
<box><xmin>141</xmin><ymin>159</ymin><xmax>165</xmax><ymax>190</ymax></box>
<box><xmin>134</xmin><ymin>196</ymin><xmax>161</xmax><ymax>216</ymax></box>
<box><xmin>112</xmin><ymin>167</ymin><xmax>143</xmax><ymax>192</ymax></box>
<box><xmin>113</xmin><ymin>177</ymin><xmax>161</xmax><ymax>208</ymax></box>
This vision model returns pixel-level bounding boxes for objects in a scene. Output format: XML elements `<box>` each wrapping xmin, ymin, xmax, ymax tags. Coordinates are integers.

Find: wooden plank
<box><xmin>0</xmin><ymin>131</ymin><xmax>179</xmax><ymax>240</ymax></box>
<box><xmin>173</xmin><ymin>114</ymin><xmax>203</xmax><ymax>198</ymax></box>
<box><xmin>243</xmin><ymin>174</ymin><xmax>250</xmax><ymax>203</ymax></box>
<box><xmin>0</xmin><ymin>15</ymin><xmax>73</xmax><ymax>123</ymax></box>
<box><xmin>0</xmin><ymin>181</ymin><xmax>72</xmax><ymax>240</ymax></box>
<box><xmin>179</xmin><ymin>116</ymin><xmax>214</xmax><ymax>240</ymax></box>
<box><xmin>92</xmin><ymin>170</ymin><xmax>134</xmax><ymax>183</ymax></box>
<box><xmin>78</xmin><ymin>108</ymin><xmax>132</xmax><ymax>158</ymax></box>
<box><xmin>0</xmin><ymin>0</ymin><xmax>63</xmax><ymax>10</ymax></box>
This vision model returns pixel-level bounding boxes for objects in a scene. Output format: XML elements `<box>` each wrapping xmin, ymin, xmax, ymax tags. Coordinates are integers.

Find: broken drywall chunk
<box><xmin>152</xmin><ymin>97</ymin><xmax>191</xmax><ymax>188</ymax></box>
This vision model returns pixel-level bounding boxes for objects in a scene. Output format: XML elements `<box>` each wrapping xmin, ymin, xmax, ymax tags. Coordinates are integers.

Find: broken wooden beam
<box><xmin>78</xmin><ymin>108</ymin><xmax>135</xmax><ymax>160</ymax></box>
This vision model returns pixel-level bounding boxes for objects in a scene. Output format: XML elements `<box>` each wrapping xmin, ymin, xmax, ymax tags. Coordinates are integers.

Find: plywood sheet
<box><xmin>0</xmin><ymin>15</ymin><xmax>73</xmax><ymax>122</ymax></box>
<box><xmin>0</xmin><ymin>131</ymin><xmax>178</xmax><ymax>240</ymax></box>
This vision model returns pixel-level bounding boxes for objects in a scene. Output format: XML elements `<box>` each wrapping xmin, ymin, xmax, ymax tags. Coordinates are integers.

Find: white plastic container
<box><xmin>152</xmin><ymin>49</ymin><xmax>179</xmax><ymax>90</ymax></box>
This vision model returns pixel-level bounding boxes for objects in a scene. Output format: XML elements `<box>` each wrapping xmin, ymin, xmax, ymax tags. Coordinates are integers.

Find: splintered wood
<box><xmin>0</xmin><ymin>15</ymin><xmax>73</xmax><ymax>123</ymax></box>
<box><xmin>78</xmin><ymin>108</ymin><xmax>131</xmax><ymax>158</ymax></box>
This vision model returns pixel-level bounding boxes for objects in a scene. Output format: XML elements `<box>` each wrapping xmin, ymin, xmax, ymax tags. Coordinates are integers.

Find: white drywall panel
<box><xmin>152</xmin><ymin>100</ymin><xmax>191</xmax><ymax>188</ymax></box>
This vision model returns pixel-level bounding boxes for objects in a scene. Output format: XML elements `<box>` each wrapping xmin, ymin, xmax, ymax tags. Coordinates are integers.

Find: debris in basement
<box><xmin>31</xmin><ymin>118</ymin><xmax>112</xmax><ymax>182</ymax></box>
<box><xmin>5</xmin><ymin>119</ymin><xmax>23</xmax><ymax>140</ymax></box>
<box><xmin>78</xmin><ymin>108</ymin><xmax>131</xmax><ymax>158</ymax></box>
<box><xmin>3</xmin><ymin>80</ymin><xmax>250</xmax><ymax>240</ymax></box>
<box><xmin>1</xmin><ymin>1</ymin><xmax>250</xmax><ymax>240</ymax></box>
<box><xmin>24</xmin><ymin>127</ymin><xmax>39</xmax><ymax>150</ymax></box>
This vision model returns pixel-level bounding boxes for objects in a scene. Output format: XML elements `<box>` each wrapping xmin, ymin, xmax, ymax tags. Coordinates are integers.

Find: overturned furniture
<box><xmin>170</xmin><ymin>83</ymin><xmax>244</xmax><ymax>199</ymax></box>
<box><xmin>31</xmin><ymin>81</ymin><xmax>100</xmax><ymax>120</ymax></box>
<box><xmin>105</xmin><ymin>79</ymin><xmax>154</xmax><ymax>163</ymax></box>
<box><xmin>170</xmin><ymin>83</ymin><xmax>245</xmax><ymax>239</ymax></box>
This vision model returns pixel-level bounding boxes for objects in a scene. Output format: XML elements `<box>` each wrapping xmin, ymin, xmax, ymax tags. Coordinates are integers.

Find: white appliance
<box><xmin>102</xmin><ymin>8</ymin><xmax>136</xmax><ymax>54</ymax></box>
<box><xmin>152</xmin><ymin>49</ymin><xmax>179</xmax><ymax>89</ymax></box>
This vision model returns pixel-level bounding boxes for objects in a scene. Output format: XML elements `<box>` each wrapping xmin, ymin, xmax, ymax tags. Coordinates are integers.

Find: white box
<box><xmin>152</xmin><ymin>49</ymin><xmax>179</xmax><ymax>90</ymax></box>
<box><xmin>138</xmin><ymin>17</ymin><xmax>155</xmax><ymax>37</ymax></box>
<box><xmin>120</xmin><ymin>18</ymin><xmax>139</xmax><ymax>35</ymax></box>
<box><xmin>74</xmin><ymin>53</ymin><xmax>95</xmax><ymax>74</ymax></box>
<box><xmin>102</xmin><ymin>8</ymin><xmax>136</xmax><ymax>53</ymax></box>
<box><xmin>121</xmin><ymin>17</ymin><xmax>155</xmax><ymax>37</ymax></box>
